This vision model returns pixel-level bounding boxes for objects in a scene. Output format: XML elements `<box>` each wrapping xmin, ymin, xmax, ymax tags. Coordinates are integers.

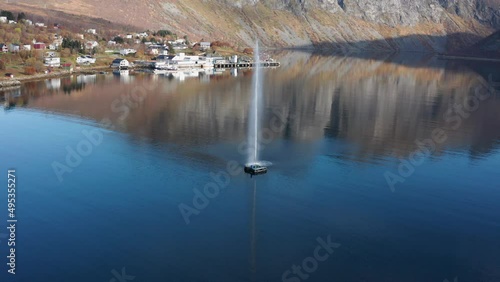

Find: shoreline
<box><xmin>437</xmin><ymin>54</ymin><xmax>500</xmax><ymax>63</ymax></box>
<box><xmin>0</xmin><ymin>65</ymin><xmax>115</xmax><ymax>87</ymax></box>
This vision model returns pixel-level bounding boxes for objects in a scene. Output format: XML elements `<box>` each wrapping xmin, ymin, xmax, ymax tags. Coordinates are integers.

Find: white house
<box><xmin>111</xmin><ymin>58</ymin><xmax>130</xmax><ymax>69</ymax></box>
<box><xmin>76</xmin><ymin>55</ymin><xmax>96</xmax><ymax>64</ymax></box>
<box><xmin>44</xmin><ymin>57</ymin><xmax>61</xmax><ymax>67</ymax></box>
<box><xmin>125</xmin><ymin>34</ymin><xmax>133</xmax><ymax>39</ymax></box>
<box><xmin>136</xmin><ymin>32</ymin><xmax>148</xmax><ymax>38</ymax></box>
<box><xmin>200</xmin><ymin>42</ymin><xmax>211</xmax><ymax>50</ymax></box>
<box><xmin>75</xmin><ymin>33</ymin><xmax>85</xmax><ymax>40</ymax></box>
<box><xmin>85</xmin><ymin>41</ymin><xmax>99</xmax><ymax>50</ymax></box>
<box><xmin>0</xmin><ymin>17</ymin><xmax>7</xmax><ymax>23</ymax></box>
<box><xmin>9</xmin><ymin>44</ymin><xmax>20</xmax><ymax>52</ymax></box>
<box><xmin>86</xmin><ymin>29</ymin><xmax>96</xmax><ymax>34</ymax></box>
<box><xmin>24</xmin><ymin>19</ymin><xmax>33</xmax><ymax>25</ymax></box>
<box><xmin>0</xmin><ymin>44</ymin><xmax>8</xmax><ymax>52</ymax></box>
<box><xmin>22</xmin><ymin>45</ymin><xmax>31</xmax><ymax>51</ymax></box>
<box><xmin>119</xmin><ymin>48</ymin><xmax>136</xmax><ymax>56</ymax></box>
<box><xmin>148</xmin><ymin>45</ymin><xmax>168</xmax><ymax>56</ymax></box>
<box><xmin>48</xmin><ymin>44</ymin><xmax>57</xmax><ymax>50</ymax></box>
<box><xmin>107</xmin><ymin>40</ymin><xmax>117</xmax><ymax>46</ymax></box>
<box><xmin>35</xmin><ymin>22</ymin><xmax>45</xmax><ymax>27</ymax></box>
<box><xmin>8</xmin><ymin>20</ymin><xmax>17</xmax><ymax>25</ymax></box>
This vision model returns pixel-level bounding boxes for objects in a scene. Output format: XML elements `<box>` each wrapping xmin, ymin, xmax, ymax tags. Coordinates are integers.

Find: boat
<box><xmin>244</xmin><ymin>164</ymin><xmax>268</xmax><ymax>175</ymax></box>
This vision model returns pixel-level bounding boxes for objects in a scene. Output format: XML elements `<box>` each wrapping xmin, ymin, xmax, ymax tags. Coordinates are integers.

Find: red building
<box><xmin>33</xmin><ymin>42</ymin><xmax>46</xmax><ymax>50</ymax></box>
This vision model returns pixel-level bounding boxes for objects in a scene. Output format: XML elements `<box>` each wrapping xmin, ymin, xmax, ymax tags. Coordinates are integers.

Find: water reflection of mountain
<box><xmin>11</xmin><ymin>53</ymin><xmax>500</xmax><ymax>160</ymax></box>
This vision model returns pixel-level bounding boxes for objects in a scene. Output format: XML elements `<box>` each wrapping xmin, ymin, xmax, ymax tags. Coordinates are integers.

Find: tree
<box><xmin>17</xmin><ymin>12</ymin><xmax>26</xmax><ymax>22</ymax></box>
<box><xmin>0</xmin><ymin>11</ymin><xmax>14</xmax><ymax>21</ymax></box>
<box><xmin>156</xmin><ymin>30</ymin><xmax>172</xmax><ymax>37</ymax></box>
<box><xmin>113</xmin><ymin>36</ymin><xmax>124</xmax><ymax>44</ymax></box>
<box><xmin>0</xmin><ymin>60</ymin><xmax>5</xmax><ymax>71</ymax></box>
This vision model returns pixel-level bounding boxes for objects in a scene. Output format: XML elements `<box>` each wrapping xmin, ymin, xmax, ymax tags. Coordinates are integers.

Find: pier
<box><xmin>214</xmin><ymin>61</ymin><xmax>280</xmax><ymax>69</ymax></box>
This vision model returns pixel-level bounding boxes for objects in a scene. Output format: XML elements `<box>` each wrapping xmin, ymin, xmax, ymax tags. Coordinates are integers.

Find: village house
<box><xmin>85</xmin><ymin>41</ymin><xmax>99</xmax><ymax>50</ymax></box>
<box><xmin>125</xmin><ymin>34</ymin><xmax>133</xmax><ymax>39</ymax></box>
<box><xmin>34</xmin><ymin>22</ymin><xmax>45</xmax><ymax>27</ymax></box>
<box><xmin>48</xmin><ymin>44</ymin><xmax>57</xmax><ymax>50</ymax></box>
<box><xmin>44</xmin><ymin>57</ymin><xmax>61</xmax><ymax>67</ymax></box>
<box><xmin>0</xmin><ymin>44</ymin><xmax>8</xmax><ymax>52</ymax></box>
<box><xmin>119</xmin><ymin>48</ymin><xmax>136</xmax><ymax>56</ymax></box>
<box><xmin>0</xmin><ymin>16</ymin><xmax>7</xmax><ymax>23</ymax></box>
<box><xmin>136</xmin><ymin>32</ymin><xmax>148</xmax><ymax>38</ymax></box>
<box><xmin>34</xmin><ymin>42</ymin><xmax>46</xmax><ymax>50</ymax></box>
<box><xmin>75</xmin><ymin>33</ymin><xmax>84</xmax><ymax>40</ymax></box>
<box><xmin>45</xmin><ymin>51</ymin><xmax>57</xmax><ymax>58</ymax></box>
<box><xmin>23</xmin><ymin>19</ymin><xmax>33</xmax><ymax>25</ymax></box>
<box><xmin>52</xmin><ymin>36</ymin><xmax>63</xmax><ymax>48</ymax></box>
<box><xmin>86</xmin><ymin>28</ymin><xmax>96</xmax><ymax>34</ymax></box>
<box><xmin>22</xmin><ymin>45</ymin><xmax>31</xmax><ymax>51</ymax></box>
<box><xmin>107</xmin><ymin>40</ymin><xmax>117</xmax><ymax>46</ymax></box>
<box><xmin>200</xmin><ymin>42</ymin><xmax>211</xmax><ymax>50</ymax></box>
<box><xmin>111</xmin><ymin>58</ymin><xmax>130</xmax><ymax>69</ymax></box>
<box><xmin>148</xmin><ymin>44</ymin><xmax>168</xmax><ymax>55</ymax></box>
<box><xmin>8</xmin><ymin>20</ymin><xmax>17</xmax><ymax>25</ymax></box>
<box><xmin>9</xmin><ymin>44</ymin><xmax>20</xmax><ymax>53</ymax></box>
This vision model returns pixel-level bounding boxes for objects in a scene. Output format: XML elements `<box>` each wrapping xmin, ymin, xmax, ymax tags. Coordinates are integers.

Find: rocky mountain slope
<box><xmin>2</xmin><ymin>0</ymin><xmax>500</xmax><ymax>52</ymax></box>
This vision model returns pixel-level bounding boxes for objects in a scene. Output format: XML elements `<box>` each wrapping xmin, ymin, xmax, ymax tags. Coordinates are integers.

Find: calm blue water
<box><xmin>1</xmin><ymin>53</ymin><xmax>500</xmax><ymax>282</ymax></box>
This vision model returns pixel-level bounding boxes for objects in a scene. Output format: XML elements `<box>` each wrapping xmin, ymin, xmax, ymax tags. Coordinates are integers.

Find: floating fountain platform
<box><xmin>244</xmin><ymin>163</ymin><xmax>268</xmax><ymax>175</ymax></box>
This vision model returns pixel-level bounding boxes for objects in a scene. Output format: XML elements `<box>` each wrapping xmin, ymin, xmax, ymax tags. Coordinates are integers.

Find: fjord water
<box><xmin>1</xmin><ymin>53</ymin><xmax>500</xmax><ymax>282</ymax></box>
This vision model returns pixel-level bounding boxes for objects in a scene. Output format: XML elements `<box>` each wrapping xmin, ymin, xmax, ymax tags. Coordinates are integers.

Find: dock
<box><xmin>214</xmin><ymin>61</ymin><xmax>280</xmax><ymax>69</ymax></box>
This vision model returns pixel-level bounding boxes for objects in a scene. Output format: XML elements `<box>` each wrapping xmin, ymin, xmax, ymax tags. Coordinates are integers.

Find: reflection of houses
<box><xmin>45</xmin><ymin>78</ymin><xmax>61</xmax><ymax>89</ymax></box>
<box><xmin>112</xmin><ymin>70</ymin><xmax>132</xmax><ymax>83</ymax></box>
<box><xmin>77</xmin><ymin>74</ymin><xmax>97</xmax><ymax>84</ymax></box>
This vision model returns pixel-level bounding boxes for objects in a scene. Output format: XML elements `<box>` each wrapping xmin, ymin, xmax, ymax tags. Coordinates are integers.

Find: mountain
<box><xmin>2</xmin><ymin>0</ymin><xmax>500</xmax><ymax>52</ymax></box>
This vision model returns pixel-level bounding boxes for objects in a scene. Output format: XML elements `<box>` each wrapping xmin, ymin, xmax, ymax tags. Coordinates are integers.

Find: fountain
<box><xmin>244</xmin><ymin>41</ymin><xmax>268</xmax><ymax>176</ymax></box>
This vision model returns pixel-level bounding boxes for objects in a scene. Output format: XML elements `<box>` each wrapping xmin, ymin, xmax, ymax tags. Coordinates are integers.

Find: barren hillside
<box><xmin>2</xmin><ymin>0</ymin><xmax>499</xmax><ymax>51</ymax></box>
